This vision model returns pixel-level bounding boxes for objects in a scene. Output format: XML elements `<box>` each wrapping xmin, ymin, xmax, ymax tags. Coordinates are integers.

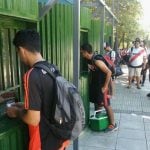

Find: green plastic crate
<box><xmin>89</xmin><ymin>109</ymin><xmax>109</xmax><ymax>131</ymax></box>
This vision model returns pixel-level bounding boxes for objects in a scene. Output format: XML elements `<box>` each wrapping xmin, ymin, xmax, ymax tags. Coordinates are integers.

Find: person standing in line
<box><xmin>81</xmin><ymin>43</ymin><xmax>118</xmax><ymax>132</ymax></box>
<box><xmin>146</xmin><ymin>54</ymin><xmax>150</xmax><ymax>97</ymax></box>
<box><xmin>104</xmin><ymin>42</ymin><xmax>116</xmax><ymax>63</ymax></box>
<box><xmin>127</xmin><ymin>38</ymin><xmax>147</xmax><ymax>89</ymax></box>
<box><xmin>103</xmin><ymin>42</ymin><xmax>123</xmax><ymax>79</ymax></box>
<box><xmin>140</xmin><ymin>40</ymin><xmax>148</xmax><ymax>86</ymax></box>
<box><xmin>6</xmin><ymin>29</ymin><xmax>70</xmax><ymax>150</ymax></box>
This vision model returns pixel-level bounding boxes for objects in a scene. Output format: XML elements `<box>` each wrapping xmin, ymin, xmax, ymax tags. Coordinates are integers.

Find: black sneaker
<box><xmin>137</xmin><ymin>86</ymin><xmax>141</xmax><ymax>89</ymax></box>
<box><xmin>104</xmin><ymin>123</ymin><xmax>118</xmax><ymax>133</ymax></box>
<box><xmin>127</xmin><ymin>85</ymin><xmax>131</xmax><ymax>89</ymax></box>
<box><xmin>147</xmin><ymin>93</ymin><xmax>150</xmax><ymax>97</ymax></box>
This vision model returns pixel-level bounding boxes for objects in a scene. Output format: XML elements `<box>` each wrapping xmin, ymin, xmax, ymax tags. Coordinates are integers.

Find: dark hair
<box><xmin>80</xmin><ymin>43</ymin><xmax>93</xmax><ymax>53</ymax></box>
<box><xmin>13</xmin><ymin>29</ymin><xmax>41</xmax><ymax>52</ymax></box>
<box><xmin>106</xmin><ymin>42</ymin><xmax>110</xmax><ymax>47</ymax></box>
<box><xmin>104</xmin><ymin>42</ymin><xmax>110</xmax><ymax>48</ymax></box>
<box><xmin>135</xmin><ymin>37</ymin><xmax>141</xmax><ymax>43</ymax></box>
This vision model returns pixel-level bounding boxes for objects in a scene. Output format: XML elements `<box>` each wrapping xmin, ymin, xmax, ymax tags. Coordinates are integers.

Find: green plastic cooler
<box><xmin>89</xmin><ymin>109</ymin><xmax>109</xmax><ymax>131</ymax></box>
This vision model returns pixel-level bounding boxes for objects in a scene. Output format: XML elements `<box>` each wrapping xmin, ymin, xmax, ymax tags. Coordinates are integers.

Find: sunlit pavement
<box><xmin>68</xmin><ymin>65</ymin><xmax>150</xmax><ymax>150</ymax></box>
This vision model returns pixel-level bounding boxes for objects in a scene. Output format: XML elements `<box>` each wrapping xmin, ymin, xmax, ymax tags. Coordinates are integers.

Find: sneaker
<box><xmin>131</xmin><ymin>79</ymin><xmax>135</xmax><ymax>83</ymax></box>
<box><xmin>147</xmin><ymin>93</ymin><xmax>150</xmax><ymax>97</ymax></box>
<box><xmin>127</xmin><ymin>85</ymin><xmax>131</xmax><ymax>89</ymax></box>
<box><xmin>104</xmin><ymin>123</ymin><xmax>118</xmax><ymax>133</ymax></box>
<box><xmin>137</xmin><ymin>86</ymin><xmax>141</xmax><ymax>89</ymax></box>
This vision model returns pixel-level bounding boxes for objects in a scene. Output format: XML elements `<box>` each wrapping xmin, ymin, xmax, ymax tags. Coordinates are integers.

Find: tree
<box><xmin>105</xmin><ymin>0</ymin><xmax>145</xmax><ymax>48</ymax></box>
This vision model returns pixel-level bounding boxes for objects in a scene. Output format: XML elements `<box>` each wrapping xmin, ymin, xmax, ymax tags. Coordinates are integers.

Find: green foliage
<box><xmin>105</xmin><ymin>0</ymin><xmax>146</xmax><ymax>48</ymax></box>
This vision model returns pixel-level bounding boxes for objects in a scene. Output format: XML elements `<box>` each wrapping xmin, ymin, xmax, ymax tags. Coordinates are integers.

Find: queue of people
<box><xmin>5</xmin><ymin>29</ymin><xmax>120</xmax><ymax>150</ymax></box>
<box><xmin>126</xmin><ymin>38</ymin><xmax>147</xmax><ymax>89</ymax></box>
<box><xmin>6</xmin><ymin>30</ymin><xmax>119</xmax><ymax>150</ymax></box>
<box><xmin>120</xmin><ymin>38</ymin><xmax>150</xmax><ymax>96</ymax></box>
<box><xmin>5</xmin><ymin>29</ymin><xmax>150</xmax><ymax>150</ymax></box>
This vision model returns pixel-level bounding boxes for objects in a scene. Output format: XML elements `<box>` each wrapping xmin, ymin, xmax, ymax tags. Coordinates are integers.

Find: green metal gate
<box><xmin>0</xmin><ymin>16</ymin><xmax>36</xmax><ymax>150</ymax></box>
<box><xmin>0</xmin><ymin>17</ymin><xmax>36</xmax><ymax>98</ymax></box>
<box><xmin>39</xmin><ymin>3</ymin><xmax>73</xmax><ymax>81</ymax></box>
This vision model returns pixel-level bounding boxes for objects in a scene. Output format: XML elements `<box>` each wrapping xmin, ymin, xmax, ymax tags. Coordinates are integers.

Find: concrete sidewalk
<box><xmin>68</xmin><ymin>65</ymin><xmax>150</xmax><ymax>150</ymax></box>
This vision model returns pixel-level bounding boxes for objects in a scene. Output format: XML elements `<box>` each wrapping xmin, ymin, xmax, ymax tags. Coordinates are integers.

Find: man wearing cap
<box><xmin>127</xmin><ymin>38</ymin><xmax>147</xmax><ymax>89</ymax></box>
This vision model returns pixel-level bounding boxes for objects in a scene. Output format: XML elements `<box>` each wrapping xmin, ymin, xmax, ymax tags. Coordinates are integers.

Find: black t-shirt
<box><xmin>24</xmin><ymin>61</ymin><xmax>64</xmax><ymax>150</ymax></box>
<box><xmin>88</xmin><ymin>56</ymin><xmax>106</xmax><ymax>103</ymax></box>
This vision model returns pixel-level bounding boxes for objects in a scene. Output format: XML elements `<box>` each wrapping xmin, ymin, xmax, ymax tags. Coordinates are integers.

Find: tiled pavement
<box><xmin>68</xmin><ymin>65</ymin><xmax>150</xmax><ymax>150</ymax></box>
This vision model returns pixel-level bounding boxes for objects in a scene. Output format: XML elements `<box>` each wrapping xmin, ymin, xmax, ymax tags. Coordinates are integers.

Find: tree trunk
<box><xmin>126</xmin><ymin>42</ymin><xmax>130</xmax><ymax>49</ymax></box>
<box><xmin>122</xmin><ymin>33</ymin><xmax>125</xmax><ymax>49</ymax></box>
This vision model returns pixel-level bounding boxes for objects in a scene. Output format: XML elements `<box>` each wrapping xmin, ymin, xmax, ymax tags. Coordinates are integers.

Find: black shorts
<box><xmin>97</xmin><ymin>90</ymin><xmax>110</xmax><ymax>107</ymax></box>
<box><xmin>89</xmin><ymin>85</ymin><xmax>110</xmax><ymax>107</ymax></box>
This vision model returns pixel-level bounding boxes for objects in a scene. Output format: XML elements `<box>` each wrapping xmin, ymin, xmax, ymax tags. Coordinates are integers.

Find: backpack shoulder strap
<box><xmin>109</xmin><ymin>51</ymin><xmax>112</xmax><ymax>59</ymax></box>
<box><xmin>92</xmin><ymin>54</ymin><xmax>104</xmax><ymax>66</ymax></box>
<box><xmin>92</xmin><ymin>54</ymin><xmax>103</xmax><ymax>61</ymax></box>
<box><xmin>34</xmin><ymin>63</ymin><xmax>56</xmax><ymax>79</ymax></box>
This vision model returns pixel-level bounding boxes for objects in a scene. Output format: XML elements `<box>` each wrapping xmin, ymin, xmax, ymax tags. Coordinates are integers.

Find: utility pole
<box><xmin>73</xmin><ymin>0</ymin><xmax>80</xmax><ymax>149</ymax></box>
<box><xmin>100</xmin><ymin>5</ymin><xmax>105</xmax><ymax>55</ymax></box>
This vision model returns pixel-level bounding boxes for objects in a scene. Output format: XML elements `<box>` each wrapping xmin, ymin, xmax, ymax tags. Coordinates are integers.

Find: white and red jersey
<box><xmin>129</xmin><ymin>46</ymin><xmax>146</xmax><ymax>67</ymax></box>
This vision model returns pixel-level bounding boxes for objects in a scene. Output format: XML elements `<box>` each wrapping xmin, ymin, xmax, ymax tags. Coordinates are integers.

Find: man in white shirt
<box><xmin>127</xmin><ymin>38</ymin><xmax>147</xmax><ymax>89</ymax></box>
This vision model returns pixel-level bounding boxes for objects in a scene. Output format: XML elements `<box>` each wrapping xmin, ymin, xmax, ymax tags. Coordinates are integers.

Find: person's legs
<box><xmin>135</xmin><ymin>68</ymin><xmax>142</xmax><ymax>89</ymax></box>
<box><xmin>96</xmin><ymin>88</ymin><xmax>118</xmax><ymax>132</ymax></box>
<box><xmin>127</xmin><ymin>67</ymin><xmax>134</xmax><ymax>88</ymax></box>
<box><xmin>95</xmin><ymin>92</ymin><xmax>115</xmax><ymax>124</ymax></box>
<box><xmin>104</xmin><ymin>103</ymin><xmax>118</xmax><ymax>132</ymax></box>
<box><xmin>142</xmin><ymin>69</ymin><xmax>147</xmax><ymax>86</ymax></box>
<box><xmin>136</xmin><ymin>76</ymin><xmax>141</xmax><ymax>88</ymax></box>
<box><xmin>104</xmin><ymin>105</ymin><xmax>115</xmax><ymax>125</ymax></box>
<box><xmin>102</xmin><ymin>92</ymin><xmax>118</xmax><ymax>132</ymax></box>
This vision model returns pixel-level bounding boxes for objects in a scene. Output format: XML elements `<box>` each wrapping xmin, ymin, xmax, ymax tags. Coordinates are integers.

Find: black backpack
<box><xmin>114</xmin><ymin>51</ymin><xmax>121</xmax><ymax>65</ymax></box>
<box><xmin>35</xmin><ymin>63</ymin><xmax>85</xmax><ymax>140</ymax></box>
<box><xmin>92</xmin><ymin>54</ymin><xmax>116</xmax><ymax>76</ymax></box>
<box><xmin>123</xmin><ymin>47</ymin><xmax>133</xmax><ymax>64</ymax></box>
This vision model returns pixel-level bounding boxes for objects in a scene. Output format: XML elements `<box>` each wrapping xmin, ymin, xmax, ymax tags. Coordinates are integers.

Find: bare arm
<box><xmin>94</xmin><ymin>60</ymin><xmax>112</xmax><ymax>93</ymax></box>
<box><xmin>143</xmin><ymin>57</ymin><xmax>147</xmax><ymax>69</ymax></box>
<box><xmin>22</xmin><ymin>110</ymin><xmax>40</xmax><ymax>126</ymax></box>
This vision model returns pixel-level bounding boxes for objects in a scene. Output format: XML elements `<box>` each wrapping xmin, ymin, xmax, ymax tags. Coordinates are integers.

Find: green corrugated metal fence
<box><xmin>105</xmin><ymin>23</ymin><xmax>113</xmax><ymax>46</ymax></box>
<box><xmin>0</xmin><ymin>17</ymin><xmax>36</xmax><ymax>97</ymax></box>
<box><xmin>0</xmin><ymin>15</ymin><xmax>36</xmax><ymax>149</ymax></box>
<box><xmin>79</xmin><ymin>72</ymin><xmax>89</xmax><ymax>126</ymax></box>
<box><xmin>39</xmin><ymin>3</ymin><xmax>73</xmax><ymax>81</ymax></box>
<box><xmin>80</xmin><ymin>7</ymin><xmax>91</xmax><ymax>29</ymax></box>
<box><xmin>0</xmin><ymin>0</ymin><xmax>38</xmax><ymax>21</ymax></box>
<box><xmin>0</xmin><ymin>117</ymin><xmax>28</xmax><ymax>150</ymax></box>
<box><xmin>89</xmin><ymin>19</ymin><xmax>101</xmax><ymax>52</ymax></box>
